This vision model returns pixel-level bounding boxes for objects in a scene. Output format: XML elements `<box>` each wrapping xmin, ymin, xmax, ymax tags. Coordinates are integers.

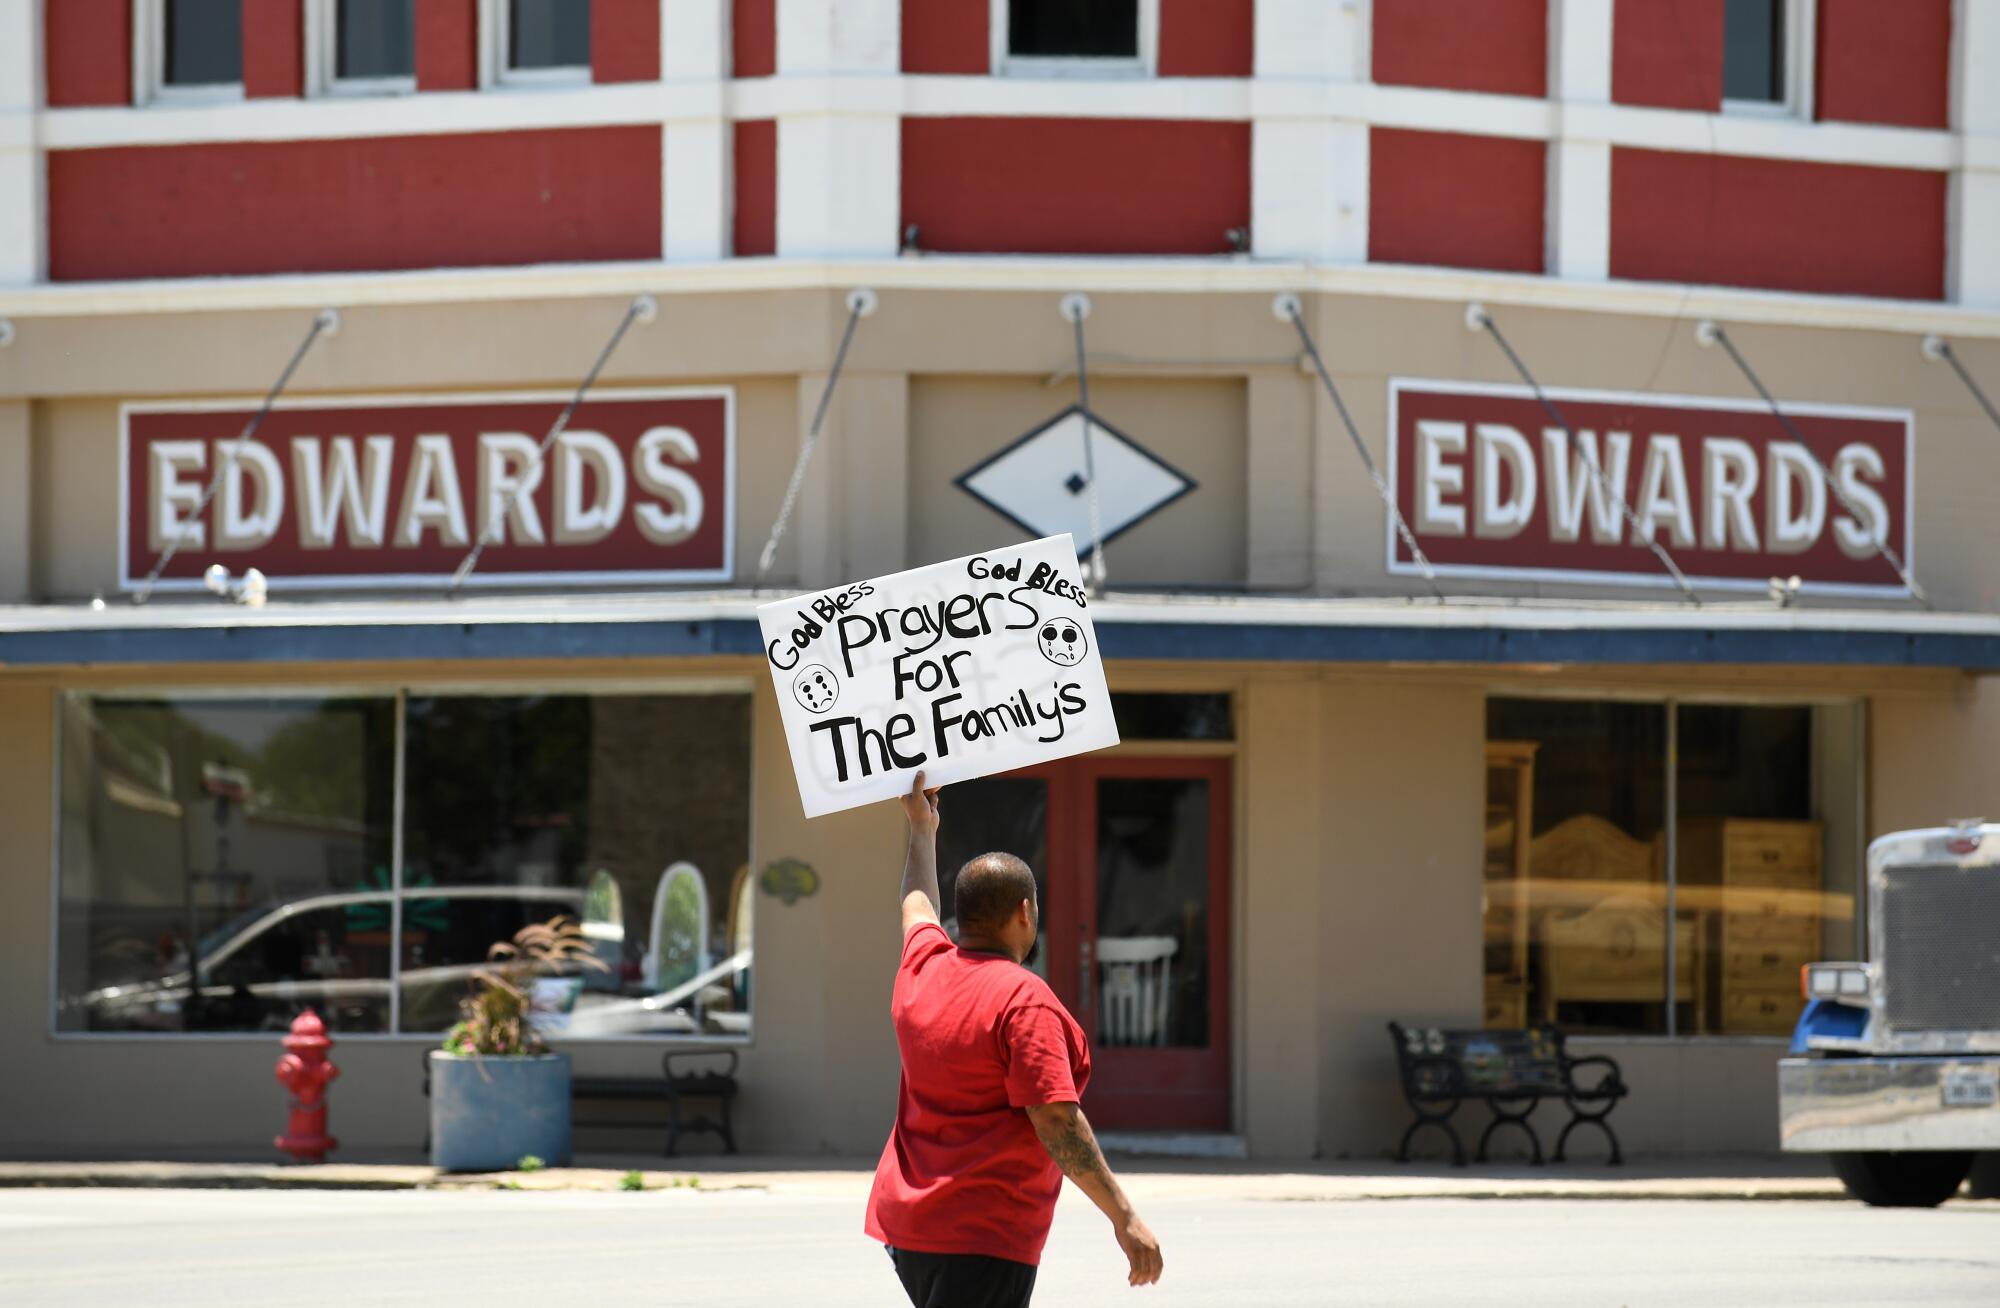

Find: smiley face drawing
<box><xmin>1038</xmin><ymin>617</ymin><xmax>1088</xmax><ymax>666</ymax></box>
<box><xmin>792</xmin><ymin>664</ymin><xmax>841</xmax><ymax>714</ymax></box>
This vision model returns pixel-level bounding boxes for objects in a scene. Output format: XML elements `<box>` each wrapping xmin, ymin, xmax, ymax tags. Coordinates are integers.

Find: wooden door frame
<box><xmin>1070</xmin><ymin>753</ymin><xmax>1233</xmax><ymax>1130</ymax></box>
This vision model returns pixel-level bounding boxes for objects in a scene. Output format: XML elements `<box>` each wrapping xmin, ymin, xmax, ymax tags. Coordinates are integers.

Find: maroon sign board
<box><xmin>1388</xmin><ymin>380</ymin><xmax>1913</xmax><ymax>596</ymax></box>
<box><xmin>120</xmin><ymin>389</ymin><xmax>733</xmax><ymax>591</ymax></box>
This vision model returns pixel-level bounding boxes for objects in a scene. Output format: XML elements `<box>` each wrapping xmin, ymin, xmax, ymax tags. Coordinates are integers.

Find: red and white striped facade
<box><xmin>3</xmin><ymin>0</ymin><xmax>1996</xmax><ymax>303</ymax></box>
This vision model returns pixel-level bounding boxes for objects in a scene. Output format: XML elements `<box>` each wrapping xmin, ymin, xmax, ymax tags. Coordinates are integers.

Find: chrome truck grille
<box><xmin>1878</xmin><ymin>863</ymin><xmax>2000</xmax><ymax>1034</ymax></box>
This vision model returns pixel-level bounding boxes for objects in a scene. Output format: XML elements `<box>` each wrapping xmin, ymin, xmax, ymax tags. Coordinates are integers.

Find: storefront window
<box><xmin>1485</xmin><ymin>700</ymin><xmax>1668</xmax><ymax>1035</ymax></box>
<box><xmin>55</xmin><ymin>689</ymin><xmax>753</xmax><ymax>1040</ymax></box>
<box><xmin>401</xmin><ymin>692</ymin><xmax>753</xmax><ymax>1038</ymax></box>
<box><xmin>56</xmin><ymin>695</ymin><xmax>396</xmax><ymax>1033</ymax></box>
<box><xmin>1483</xmin><ymin>696</ymin><xmax>1859</xmax><ymax>1038</ymax></box>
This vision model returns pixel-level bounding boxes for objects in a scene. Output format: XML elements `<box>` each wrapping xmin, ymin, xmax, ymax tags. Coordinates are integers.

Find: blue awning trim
<box><xmin>4</xmin><ymin>616</ymin><xmax>1999</xmax><ymax>670</ymax></box>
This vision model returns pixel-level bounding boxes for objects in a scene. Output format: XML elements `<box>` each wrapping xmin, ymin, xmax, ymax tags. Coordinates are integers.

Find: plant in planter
<box><xmin>428</xmin><ymin>916</ymin><xmax>605</xmax><ymax>1172</ymax></box>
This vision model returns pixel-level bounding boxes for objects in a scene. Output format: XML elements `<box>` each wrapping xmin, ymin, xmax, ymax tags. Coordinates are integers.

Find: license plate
<box><xmin>1942</xmin><ymin>1065</ymin><xmax>1999</xmax><ymax>1108</ymax></box>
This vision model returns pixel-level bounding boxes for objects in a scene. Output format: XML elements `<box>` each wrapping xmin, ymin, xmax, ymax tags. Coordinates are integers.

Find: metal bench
<box><xmin>573</xmin><ymin>1051</ymin><xmax>740</xmax><ymax>1157</ymax></box>
<box><xmin>423</xmin><ymin>1049</ymin><xmax>739</xmax><ymax>1157</ymax></box>
<box><xmin>1386</xmin><ymin>1022</ymin><xmax>1626</xmax><ymax>1167</ymax></box>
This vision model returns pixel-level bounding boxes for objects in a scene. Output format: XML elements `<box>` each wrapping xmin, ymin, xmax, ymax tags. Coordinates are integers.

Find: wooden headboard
<box><xmin>1529</xmin><ymin>813</ymin><xmax>1663</xmax><ymax>883</ymax></box>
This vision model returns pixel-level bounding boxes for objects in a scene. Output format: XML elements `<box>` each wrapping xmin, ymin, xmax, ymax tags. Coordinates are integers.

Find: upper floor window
<box><xmin>313</xmin><ymin>0</ymin><xmax>416</xmax><ymax>95</ymax></box>
<box><xmin>995</xmin><ymin>0</ymin><xmax>1156</xmax><ymax>78</ymax></box>
<box><xmin>497</xmin><ymin>0</ymin><xmax>593</xmax><ymax>85</ymax></box>
<box><xmin>1722</xmin><ymin>0</ymin><xmax>1814</xmax><ymax>117</ymax></box>
<box><xmin>137</xmin><ymin>0</ymin><xmax>243</xmax><ymax>103</ymax></box>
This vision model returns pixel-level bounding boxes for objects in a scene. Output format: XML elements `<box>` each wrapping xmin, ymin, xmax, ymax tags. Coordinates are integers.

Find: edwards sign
<box><xmin>759</xmin><ymin>535</ymin><xmax>1119</xmax><ymax>819</ymax></box>
<box><xmin>120</xmin><ymin>389</ymin><xmax>733</xmax><ymax>590</ymax></box>
<box><xmin>1389</xmin><ymin>380</ymin><xmax>1913</xmax><ymax>595</ymax></box>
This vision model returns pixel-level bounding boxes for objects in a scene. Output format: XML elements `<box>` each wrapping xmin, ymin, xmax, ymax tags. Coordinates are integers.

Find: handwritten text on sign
<box><xmin>759</xmin><ymin>535</ymin><xmax>1119</xmax><ymax>818</ymax></box>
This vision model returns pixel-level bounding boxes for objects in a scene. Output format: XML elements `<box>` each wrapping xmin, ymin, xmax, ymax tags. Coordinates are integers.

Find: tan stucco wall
<box><xmin>11</xmin><ymin>287</ymin><xmax>1988</xmax><ymax>607</ymax></box>
<box><xmin>1302</xmin><ymin>294</ymin><xmax>2000</xmax><ymax>608</ymax></box>
<box><xmin>1869</xmin><ymin>676</ymin><xmax>2000</xmax><ymax>833</ymax></box>
<box><xmin>907</xmin><ymin>375</ymin><xmax>1247</xmax><ymax>589</ymax></box>
<box><xmin>1315</xmin><ymin>679</ymin><xmax>1486</xmax><ymax>1158</ymax></box>
<box><xmin>0</xmin><ymin>401</ymin><xmax>26</xmax><ymax>603</ymax></box>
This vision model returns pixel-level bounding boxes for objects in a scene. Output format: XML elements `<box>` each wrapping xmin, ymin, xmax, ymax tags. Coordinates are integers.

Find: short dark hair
<box><xmin>954</xmin><ymin>852</ymin><xmax>1037</xmax><ymax>934</ymax></box>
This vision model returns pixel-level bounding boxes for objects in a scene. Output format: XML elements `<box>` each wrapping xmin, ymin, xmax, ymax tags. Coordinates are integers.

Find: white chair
<box><xmin>1095</xmin><ymin>936</ymin><xmax>1179</xmax><ymax>1047</ymax></box>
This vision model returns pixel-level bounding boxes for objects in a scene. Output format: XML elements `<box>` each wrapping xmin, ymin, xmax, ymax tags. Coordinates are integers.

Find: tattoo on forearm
<box><xmin>1037</xmin><ymin>1115</ymin><xmax>1108</xmax><ymax>1183</ymax></box>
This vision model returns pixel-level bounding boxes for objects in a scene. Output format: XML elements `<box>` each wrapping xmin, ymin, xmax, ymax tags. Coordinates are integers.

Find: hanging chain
<box><xmin>1063</xmin><ymin>294</ymin><xmax>1109</xmax><ymax>595</ymax></box>
<box><xmin>754</xmin><ymin>289</ymin><xmax>877</xmax><ymax>590</ymax></box>
<box><xmin>447</xmin><ymin>294</ymin><xmax>657</xmax><ymax>591</ymax></box>
<box><xmin>1702</xmin><ymin>321</ymin><xmax>1926</xmax><ymax>607</ymax></box>
<box><xmin>1278</xmin><ymin>294</ymin><xmax>1443</xmax><ymax>601</ymax></box>
<box><xmin>1473</xmin><ymin>305</ymin><xmax>1702</xmax><ymax>605</ymax></box>
<box><xmin>131</xmin><ymin>308</ymin><xmax>340</xmax><ymax>605</ymax></box>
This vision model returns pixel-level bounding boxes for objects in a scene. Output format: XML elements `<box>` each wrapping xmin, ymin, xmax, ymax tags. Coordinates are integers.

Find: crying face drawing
<box><xmin>1038</xmin><ymin>618</ymin><xmax>1088</xmax><ymax>667</ymax></box>
<box><xmin>792</xmin><ymin>664</ymin><xmax>841</xmax><ymax>714</ymax></box>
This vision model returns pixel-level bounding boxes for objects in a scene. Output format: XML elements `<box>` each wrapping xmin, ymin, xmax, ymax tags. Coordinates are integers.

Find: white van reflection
<box><xmin>67</xmin><ymin>885</ymin><xmax>751</xmax><ymax>1038</ymax></box>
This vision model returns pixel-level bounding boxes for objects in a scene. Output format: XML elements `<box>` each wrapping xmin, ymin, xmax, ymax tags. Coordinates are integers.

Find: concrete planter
<box><xmin>428</xmin><ymin>1052</ymin><xmax>571</xmax><ymax>1172</ymax></box>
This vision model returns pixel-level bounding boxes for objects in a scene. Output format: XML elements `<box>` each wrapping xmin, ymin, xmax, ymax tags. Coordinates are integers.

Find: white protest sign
<box><xmin>759</xmin><ymin>534</ymin><xmax>1119</xmax><ymax>818</ymax></box>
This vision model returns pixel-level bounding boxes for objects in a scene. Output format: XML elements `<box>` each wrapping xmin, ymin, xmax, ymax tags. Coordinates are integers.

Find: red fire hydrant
<box><xmin>274</xmin><ymin>1009</ymin><xmax>339</xmax><ymax>1163</ymax></box>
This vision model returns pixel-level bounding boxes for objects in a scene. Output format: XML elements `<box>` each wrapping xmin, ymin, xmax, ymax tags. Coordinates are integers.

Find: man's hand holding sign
<box><xmin>761</xmin><ymin>537</ymin><xmax>1156</xmax><ymax>1306</ymax></box>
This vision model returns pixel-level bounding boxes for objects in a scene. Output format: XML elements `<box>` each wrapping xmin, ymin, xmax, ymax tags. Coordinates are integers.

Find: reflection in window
<box><xmin>401</xmin><ymin>693</ymin><xmax>753</xmax><ymax>1037</ymax></box>
<box><xmin>1095</xmin><ymin>778</ymin><xmax>1210</xmax><ymax>1048</ymax></box>
<box><xmin>164</xmin><ymin>0</ymin><xmax>243</xmax><ymax>86</ymax></box>
<box><xmin>56</xmin><ymin>690</ymin><xmax>754</xmax><ymax>1040</ymax></box>
<box><xmin>1485</xmin><ymin>700</ymin><xmax>1670</xmax><ymax>1036</ymax></box>
<box><xmin>56</xmin><ymin>696</ymin><xmax>396</xmax><ymax>1033</ymax></box>
<box><xmin>1723</xmin><ymin>0</ymin><xmax>1784</xmax><ymax>104</ymax></box>
<box><xmin>1483</xmin><ymin>697</ymin><xmax>1859</xmax><ymax>1038</ymax></box>
<box><xmin>336</xmin><ymin>0</ymin><xmax>415</xmax><ymax>82</ymax></box>
<box><xmin>1009</xmin><ymin>0</ymin><xmax>1140</xmax><ymax>59</ymax></box>
<box><xmin>508</xmin><ymin>0</ymin><xmax>592</xmax><ymax>71</ymax></box>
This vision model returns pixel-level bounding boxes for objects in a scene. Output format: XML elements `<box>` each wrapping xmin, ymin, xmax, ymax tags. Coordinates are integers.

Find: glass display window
<box><xmin>1484</xmin><ymin>695</ymin><xmax>1860</xmax><ymax>1038</ymax></box>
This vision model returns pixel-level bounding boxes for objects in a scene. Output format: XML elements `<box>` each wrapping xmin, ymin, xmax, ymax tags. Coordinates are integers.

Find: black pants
<box><xmin>888</xmin><ymin>1246</ymin><xmax>1038</xmax><ymax>1308</ymax></box>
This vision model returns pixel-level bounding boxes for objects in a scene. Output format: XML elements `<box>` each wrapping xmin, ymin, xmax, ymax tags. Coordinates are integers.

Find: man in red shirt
<box><xmin>865</xmin><ymin>772</ymin><xmax>1164</xmax><ymax>1307</ymax></box>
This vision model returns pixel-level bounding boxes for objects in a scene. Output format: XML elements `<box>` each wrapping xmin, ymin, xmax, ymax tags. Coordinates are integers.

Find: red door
<box><xmin>935</xmin><ymin>756</ymin><xmax>1232</xmax><ymax>1132</ymax></box>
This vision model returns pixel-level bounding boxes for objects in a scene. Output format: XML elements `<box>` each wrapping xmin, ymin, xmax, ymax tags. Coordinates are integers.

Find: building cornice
<box><xmin>3</xmin><ymin>256</ymin><xmax>2000</xmax><ymax>342</ymax></box>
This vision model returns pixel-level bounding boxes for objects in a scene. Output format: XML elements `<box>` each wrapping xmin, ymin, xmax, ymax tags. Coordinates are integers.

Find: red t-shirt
<box><xmin>863</xmin><ymin>920</ymin><xmax>1091</xmax><ymax>1266</ymax></box>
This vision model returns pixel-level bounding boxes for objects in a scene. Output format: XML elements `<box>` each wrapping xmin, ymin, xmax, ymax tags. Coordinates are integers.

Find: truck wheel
<box><xmin>1830</xmin><ymin>1152</ymin><xmax>1973</xmax><ymax>1207</ymax></box>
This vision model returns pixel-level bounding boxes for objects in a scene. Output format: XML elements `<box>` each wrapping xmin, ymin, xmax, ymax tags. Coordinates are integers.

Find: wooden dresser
<box><xmin>1677</xmin><ymin>818</ymin><xmax>1823</xmax><ymax>1035</ymax></box>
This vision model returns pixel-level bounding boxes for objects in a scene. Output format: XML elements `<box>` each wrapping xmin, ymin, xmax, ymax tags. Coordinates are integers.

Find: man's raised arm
<box><xmin>898</xmin><ymin>770</ymin><xmax>943</xmax><ymax>934</ymax></box>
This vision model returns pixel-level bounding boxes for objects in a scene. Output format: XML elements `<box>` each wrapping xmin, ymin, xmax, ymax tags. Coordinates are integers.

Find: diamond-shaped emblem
<box><xmin>954</xmin><ymin>405</ymin><xmax>1196</xmax><ymax>551</ymax></box>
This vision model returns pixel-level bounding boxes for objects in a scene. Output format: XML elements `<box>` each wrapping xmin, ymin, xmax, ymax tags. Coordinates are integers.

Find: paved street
<box><xmin>1</xmin><ymin>1181</ymin><xmax>1995</xmax><ymax>1307</ymax></box>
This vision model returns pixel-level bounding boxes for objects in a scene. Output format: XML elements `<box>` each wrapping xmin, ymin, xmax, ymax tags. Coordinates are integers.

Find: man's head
<box><xmin>953</xmin><ymin>852</ymin><xmax>1039</xmax><ymax>964</ymax></box>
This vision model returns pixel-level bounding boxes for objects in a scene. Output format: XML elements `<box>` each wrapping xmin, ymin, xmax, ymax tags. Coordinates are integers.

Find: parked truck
<box><xmin>1779</xmin><ymin>820</ymin><xmax>2000</xmax><ymax>1206</ymax></box>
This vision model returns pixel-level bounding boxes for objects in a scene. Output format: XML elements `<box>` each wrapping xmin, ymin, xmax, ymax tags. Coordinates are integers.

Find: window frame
<box><xmin>483</xmin><ymin>0</ymin><xmax>595</xmax><ymax>90</ymax></box>
<box><xmin>132</xmin><ymin>0</ymin><xmax>247</xmax><ymax>107</ymax></box>
<box><xmin>48</xmin><ymin>679</ymin><xmax>759</xmax><ymax>1044</ymax></box>
<box><xmin>305</xmin><ymin>0</ymin><xmax>419</xmax><ymax>99</ymax></box>
<box><xmin>1483</xmin><ymin>688</ymin><xmax>1866</xmax><ymax>1044</ymax></box>
<box><xmin>990</xmin><ymin>0</ymin><xmax>1159</xmax><ymax>80</ymax></box>
<box><xmin>1720</xmin><ymin>0</ymin><xmax>1816</xmax><ymax>121</ymax></box>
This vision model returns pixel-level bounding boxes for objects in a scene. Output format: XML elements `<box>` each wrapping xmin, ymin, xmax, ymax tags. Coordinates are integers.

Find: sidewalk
<box><xmin>0</xmin><ymin>1152</ymin><xmax>1861</xmax><ymax>1202</ymax></box>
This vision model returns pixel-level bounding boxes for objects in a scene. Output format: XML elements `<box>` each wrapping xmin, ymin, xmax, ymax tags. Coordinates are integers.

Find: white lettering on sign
<box><xmin>1389</xmin><ymin>380</ymin><xmax>1914</xmax><ymax>595</ymax></box>
<box><xmin>1416</xmin><ymin>419</ymin><xmax>1467</xmax><ymax>537</ymax></box>
<box><xmin>119</xmin><ymin>389</ymin><xmax>736</xmax><ymax>590</ymax></box>
<box><xmin>759</xmin><ymin>534</ymin><xmax>1120</xmax><ymax>819</ymax></box>
<box><xmin>478</xmin><ymin>433</ymin><xmax>546</xmax><ymax>546</ymax></box>
<box><xmin>293</xmin><ymin>435</ymin><xmax>394</xmax><ymax>550</ymax></box>
<box><xmin>633</xmin><ymin>426</ymin><xmax>704</xmax><ymax>546</ymax></box>
<box><xmin>1542</xmin><ymin>429</ymin><xmax>1631</xmax><ymax>546</ymax></box>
